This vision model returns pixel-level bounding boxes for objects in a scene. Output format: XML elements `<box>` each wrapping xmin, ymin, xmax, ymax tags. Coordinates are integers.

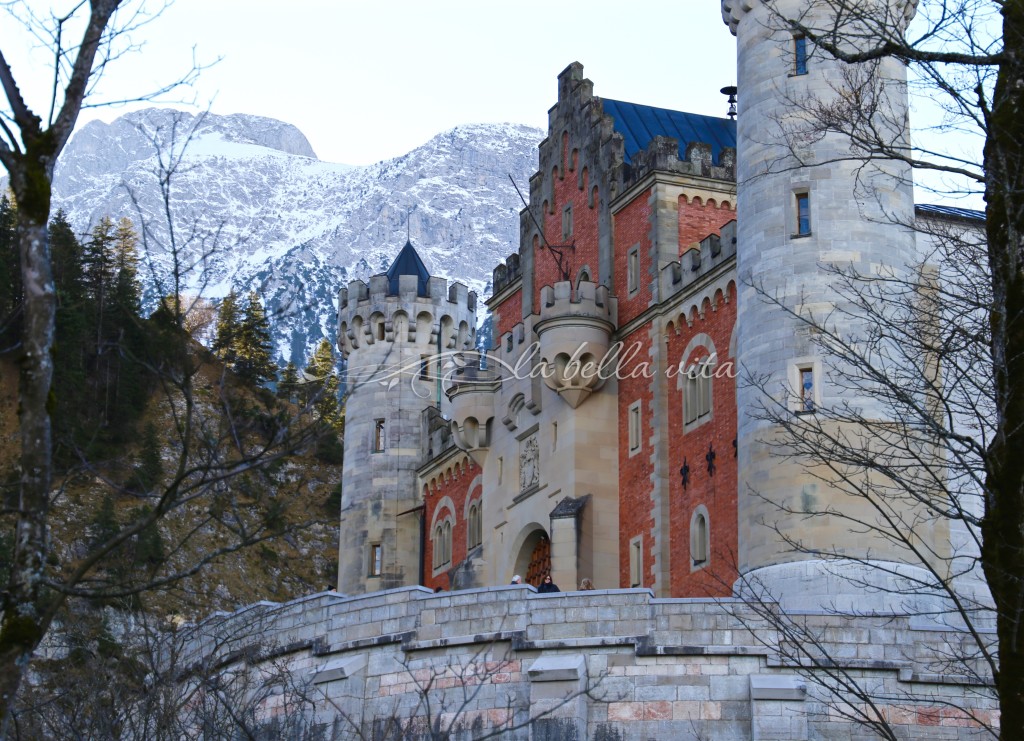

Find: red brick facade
<box><xmin>421</xmin><ymin>456</ymin><xmax>482</xmax><ymax>591</ymax></box>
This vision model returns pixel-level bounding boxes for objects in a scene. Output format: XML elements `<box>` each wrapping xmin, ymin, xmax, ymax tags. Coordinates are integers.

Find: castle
<box><xmin>336</xmin><ymin>0</ymin><xmax>941</xmax><ymax>613</ymax></box>
<box><xmin>176</xmin><ymin>2</ymin><xmax>997</xmax><ymax>737</ymax></box>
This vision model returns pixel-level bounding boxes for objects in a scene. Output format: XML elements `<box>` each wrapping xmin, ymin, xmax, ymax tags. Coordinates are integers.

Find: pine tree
<box><xmin>236</xmin><ymin>291</ymin><xmax>275</xmax><ymax>384</ymax></box>
<box><xmin>132</xmin><ymin>422</ymin><xmax>162</xmax><ymax>493</ymax></box>
<box><xmin>111</xmin><ymin>217</ymin><xmax>142</xmax><ymax>318</ymax></box>
<box><xmin>49</xmin><ymin>212</ymin><xmax>90</xmax><ymax>464</ymax></box>
<box><xmin>278</xmin><ymin>361</ymin><xmax>299</xmax><ymax>400</ymax></box>
<box><xmin>213</xmin><ymin>289</ymin><xmax>241</xmax><ymax>366</ymax></box>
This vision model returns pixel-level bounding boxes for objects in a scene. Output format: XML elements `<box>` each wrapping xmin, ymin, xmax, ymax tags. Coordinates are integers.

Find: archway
<box><xmin>513</xmin><ymin>527</ymin><xmax>551</xmax><ymax>587</ymax></box>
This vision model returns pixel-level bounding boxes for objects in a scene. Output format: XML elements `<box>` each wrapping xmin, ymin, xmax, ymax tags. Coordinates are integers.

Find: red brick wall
<box><xmin>533</xmin><ymin>136</ymin><xmax>602</xmax><ymax>313</ymax></box>
<box><xmin>677</xmin><ymin>196</ymin><xmax>735</xmax><ymax>256</ymax></box>
<box><xmin>617</xmin><ymin>325</ymin><xmax>656</xmax><ymax>588</ymax></box>
<box><xmin>613</xmin><ymin>190</ymin><xmax>653</xmax><ymax>325</ymax></box>
<box><xmin>491</xmin><ymin>288</ymin><xmax>522</xmax><ymax>349</ymax></box>
<box><xmin>664</xmin><ymin>281</ymin><xmax>738</xmax><ymax>597</ymax></box>
<box><xmin>422</xmin><ymin>458</ymin><xmax>482</xmax><ymax>591</ymax></box>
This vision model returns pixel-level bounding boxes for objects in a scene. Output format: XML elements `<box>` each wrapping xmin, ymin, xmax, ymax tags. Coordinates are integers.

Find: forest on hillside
<box><xmin>0</xmin><ymin>195</ymin><xmax>347</xmax><ymax>734</ymax></box>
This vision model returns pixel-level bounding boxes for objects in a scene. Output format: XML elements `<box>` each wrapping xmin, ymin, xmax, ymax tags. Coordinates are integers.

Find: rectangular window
<box><xmin>794</xmin><ymin>35</ymin><xmax>808</xmax><ymax>75</ymax></box>
<box><xmin>796</xmin><ymin>192</ymin><xmax>811</xmax><ymax>235</ymax></box>
<box><xmin>629</xmin><ymin>537</ymin><xmax>643</xmax><ymax>588</ymax></box>
<box><xmin>627</xmin><ymin>247</ymin><xmax>640</xmax><ymax>294</ymax></box>
<box><xmin>628</xmin><ymin>401</ymin><xmax>642</xmax><ymax>454</ymax></box>
<box><xmin>369</xmin><ymin>544</ymin><xmax>382</xmax><ymax>577</ymax></box>
<box><xmin>562</xmin><ymin>204</ymin><xmax>573</xmax><ymax>240</ymax></box>
<box><xmin>800</xmin><ymin>367</ymin><xmax>815</xmax><ymax>412</ymax></box>
<box><xmin>420</xmin><ymin>355</ymin><xmax>430</xmax><ymax>380</ymax></box>
<box><xmin>373</xmin><ymin>419</ymin><xmax>386</xmax><ymax>452</ymax></box>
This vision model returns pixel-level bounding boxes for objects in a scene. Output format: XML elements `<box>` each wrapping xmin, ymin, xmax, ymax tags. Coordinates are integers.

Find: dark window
<box><xmin>800</xmin><ymin>367</ymin><xmax>815</xmax><ymax>412</ymax></box>
<box><xmin>373</xmin><ymin>419</ymin><xmax>386</xmax><ymax>452</ymax></box>
<box><xmin>796</xmin><ymin>193</ymin><xmax>811</xmax><ymax>235</ymax></box>
<box><xmin>794</xmin><ymin>35</ymin><xmax>808</xmax><ymax>75</ymax></box>
<box><xmin>369</xmin><ymin>544</ymin><xmax>382</xmax><ymax>576</ymax></box>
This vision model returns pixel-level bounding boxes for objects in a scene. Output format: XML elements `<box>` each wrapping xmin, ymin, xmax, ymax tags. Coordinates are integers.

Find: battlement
<box><xmin>539</xmin><ymin>280</ymin><xmax>616</xmax><ymax>325</ymax></box>
<box><xmin>491</xmin><ymin>253</ymin><xmax>522</xmax><ymax>295</ymax></box>
<box><xmin>660</xmin><ymin>219</ymin><xmax>737</xmax><ymax>300</ymax></box>
<box><xmin>721</xmin><ymin>0</ymin><xmax>918</xmax><ymax>34</ymax></box>
<box><xmin>629</xmin><ymin>137</ymin><xmax>736</xmax><ymax>184</ymax></box>
<box><xmin>337</xmin><ymin>273</ymin><xmax>477</xmax><ymax>357</ymax></box>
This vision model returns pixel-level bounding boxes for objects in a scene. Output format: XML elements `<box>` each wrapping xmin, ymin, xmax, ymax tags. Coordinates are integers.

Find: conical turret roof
<box><xmin>386</xmin><ymin>240</ymin><xmax>430</xmax><ymax>297</ymax></box>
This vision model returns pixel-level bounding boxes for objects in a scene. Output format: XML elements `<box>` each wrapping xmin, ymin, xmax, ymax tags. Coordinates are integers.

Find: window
<box><xmin>420</xmin><ymin>355</ymin><xmax>430</xmax><ymax>380</ymax></box>
<box><xmin>373</xmin><ymin>419</ymin><xmax>386</xmax><ymax>452</ymax></box>
<box><xmin>433</xmin><ymin>521</ymin><xmax>453</xmax><ymax>569</ymax></box>
<box><xmin>627</xmin><ymin>246</ymin><xmax>640</xmax><ymax>294</ymax></box>
<box><xmin>628</xmin><ymin>401</ymin><xmax>642</xmax><ymax>454</ymax></box>
<box><xmin>794</xmin><ymin>35</ymin><xmax>808</xmax><ymax>75</ymax></box>
<box><xmin>788</xmin><ymin>357</ymin><xmax>820</xmax><ymax>413</ymax></box>
<box><xmin>799</xmin><ymin>366</ymin><xmax>815</xmax><ymax>412</ymax></box>
<box><xmin>795</xmin><ymin>192</ymin><xmax>811</xmax><ymax>236</ymax></box>
<box><xmin>562</xmin><ymin>204</ymin><xmax>573</xmax><ymax>240</ymax></box>
<box><xmin>369</xmin><ymin>543</ymin><xmax>382</xmax><ymax>577</ymax></box>
<box><xmin>691</xmin><ymin>509</ymin><xmax>709</xmax><ymax>567</ymax></box>
<box><xmin>629</xmin><ymin>537</ymin><xmax>643</xmax><ymax>588</ymax></box>
<box><xmin>684</xmin><ymin>361</ymin><xmax>713</xmax><ymax>427</ymax></box>
<box><xmin>468</xmin><ymin>502</ymin><xmax>482</xmax><ymax>549</ymax></box>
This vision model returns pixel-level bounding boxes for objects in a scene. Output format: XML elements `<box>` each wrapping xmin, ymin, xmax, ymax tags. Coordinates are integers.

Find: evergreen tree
<box><xmin>49</xmin><ymin>212</ymin><xmax>90</xmax><ymax>464</ymax></box>
<box><xmin>83</xmin><ymin>216</ymin><xmax>116</xmax><ymax>338</ymax></box>
<box><xmin>236</xmin><ymin>291</ymin><xmax>275</xmax><ymax>384</ymax></box>
<box><xmin>111</xmin><ymin>217</ymin><xmax>142</xmax><ymax>319</ymax></box>
<box><xmin>90</xmin><ymin>494</ymin><xmax>119</xmax><ymax>550</ymax></box>
<box><xmin>278</xmin><ymin>361</ymin><xmax>299</xmax><ymax>400</ymax></box>
<box><xmin>213</xmin><ymin>289</ymin><xmax>241</xmax><ymax>365</ymax></box>
<box><xmin>306</xmin><ymin>339</ymin><xmax>343</xmax><ymax>430</ymax></box>
<box><xmin>132</xmin><ymin>422</ymin><xmax>162</xmax><ymax>493</ymax></box>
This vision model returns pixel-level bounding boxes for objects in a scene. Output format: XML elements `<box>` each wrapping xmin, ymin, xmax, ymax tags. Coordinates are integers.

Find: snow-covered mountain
<box><xmin>52</xmin><ymin>109</ymin><xmax>543</xmax><ymax>363</ymax></box>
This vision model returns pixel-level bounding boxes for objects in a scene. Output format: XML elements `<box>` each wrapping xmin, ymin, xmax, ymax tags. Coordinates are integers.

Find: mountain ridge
<box><xmin>50</xmin><ymin>108</ymin><xmax>543</xmax><ymax>363</ymax></box>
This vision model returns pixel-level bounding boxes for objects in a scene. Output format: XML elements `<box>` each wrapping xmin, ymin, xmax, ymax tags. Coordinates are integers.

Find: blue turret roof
<box><xmin>386</xmin><ymin>240</ymin><xmax>430</xmax><ymax>296</ymax></box>
<box><xmin>602</xmin><ymin>99</ymin><xmax>736</xmax><ymax>166</ymax></box>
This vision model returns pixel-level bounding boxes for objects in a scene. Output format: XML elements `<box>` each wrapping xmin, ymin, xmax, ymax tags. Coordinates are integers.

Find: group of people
<box><xmin>509</xmin><ymin>574</ymin><xmax>596</xmax><ymax>592</ymax></box>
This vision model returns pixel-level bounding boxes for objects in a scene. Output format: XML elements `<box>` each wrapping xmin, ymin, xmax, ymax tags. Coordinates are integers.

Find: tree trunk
<box><xmin>982</xmin><ymin>2</ymin><xmax>1024</xmax><ymax>737</ymax></box>
<box><xmin>0</xmin><ymin>161</ymin><xmax>57</xmax><ymax>734</ymax></box>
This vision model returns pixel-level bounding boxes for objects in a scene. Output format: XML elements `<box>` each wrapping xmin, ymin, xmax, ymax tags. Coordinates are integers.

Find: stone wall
<box><xmin>179</xmin><ymin>586</ymin><xmax>997</xmax><ymax>739</ymax></box>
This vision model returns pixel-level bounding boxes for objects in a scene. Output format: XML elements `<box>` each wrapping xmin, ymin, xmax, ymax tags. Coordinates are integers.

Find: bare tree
<box><xmin>729</xmin><ymin>0</ymin><xmax>1018</xmax><ymax>736</ymax></box>
<box><xmin>0</xmin><ymin>4</ymin><xmax>333</xmax><ymax>733</ymax></box>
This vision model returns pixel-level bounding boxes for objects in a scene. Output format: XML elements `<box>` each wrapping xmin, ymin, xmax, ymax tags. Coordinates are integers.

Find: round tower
<box><xmin>722</xmin><ymin>0</ymin><xmax>934</xmax><ymax>611</ymax></box>
<box><xmin>337</xmin><ymin>241</ymin><xmax>476</xmax><ymax>594</ymax></box>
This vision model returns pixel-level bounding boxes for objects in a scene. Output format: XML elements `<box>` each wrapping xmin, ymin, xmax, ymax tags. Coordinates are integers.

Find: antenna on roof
<box><xmin>406</xmin><ymin>207</ymin><xmax>412</xmax><ymax>242</ymax></box>
<box><xmin>721</xmin><ymin>86</ymin><xmax>738</xmax><ymax>120</ymax></box>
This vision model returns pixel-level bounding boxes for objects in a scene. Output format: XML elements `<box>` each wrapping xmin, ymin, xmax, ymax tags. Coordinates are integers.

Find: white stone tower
<box><xmin>722</xmin><ymin>0</ymin><xmax>933</xmax><ymax>610</ymax></box>
<box><xmin>337</xmin><ymin>242</ymin><xmax>476</xmax><ymax>594</ymax></box>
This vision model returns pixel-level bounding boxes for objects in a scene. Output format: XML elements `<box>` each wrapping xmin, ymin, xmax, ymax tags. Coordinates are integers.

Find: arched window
<box><xmin>443</xmin><ymin>521</ymin><xmax>452</xmax><ymax>565</ymax></box>
<box><xmin>468</xmin><ymin>502</ymin><xmax>482</xmax><ymax>549</ymax></box>
<box><xmin>691</xmin><ymin>507</ymin><xmax>709</xmax><ymax>568</ymax></box>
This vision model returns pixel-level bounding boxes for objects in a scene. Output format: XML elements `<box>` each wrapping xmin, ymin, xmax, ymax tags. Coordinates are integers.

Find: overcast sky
<box><xmin>5</xmin><ymin>1</ymin><xmax>740</xmax><ymax>165</ymax></box>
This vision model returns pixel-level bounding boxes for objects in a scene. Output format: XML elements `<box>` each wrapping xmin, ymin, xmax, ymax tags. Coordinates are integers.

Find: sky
<box><xmin>2</xmin><ymin>1</ymin><xmax>739</xmax><ymax>166</ymax></box>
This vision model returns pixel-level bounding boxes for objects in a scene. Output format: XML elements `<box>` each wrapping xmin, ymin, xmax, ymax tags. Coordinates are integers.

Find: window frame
<box><xmin>628</xmin><ymin>400</ymin><xmax>642</xmax><ymax>455</ymax></box>
<box><xmin>373</xmin><ymin>418</ymin><xmax>386</xmax><ymax>452</ymax></box>
<box><xmin>795</xmin><ymin>191</ymin><xmax>811</xmax><ymax>236</ymax></box>
<box><xmin>369</xmin><ymin>543</ymin><xmax>383</xmax><ymax>577</ymax></box>
<box><xmin>793</xmin><ymin>34</ymin><xmax>808</xmax><ymax>75</ymax></box>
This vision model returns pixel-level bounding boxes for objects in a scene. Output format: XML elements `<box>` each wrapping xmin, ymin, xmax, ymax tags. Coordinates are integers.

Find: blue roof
<box><xmin>601</xmin><ymin>99</ymin><xmax>736</xmax><ymax>166</ymax></box>
<box><xmin>386</xmin><ymin>240</ymin><xmax>430</xmax><ymax>296</ymax></box>
<box><xmin>916</xmin><ymin>204</ymin><xmax>985</xmax><ymax>222</ymax></box>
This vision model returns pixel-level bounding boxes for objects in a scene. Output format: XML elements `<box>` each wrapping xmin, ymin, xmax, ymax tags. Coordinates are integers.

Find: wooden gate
<box><xmin>525</xmin><ymin>535</ymin><xmax>551</xmax><ymax>586</ymax></box>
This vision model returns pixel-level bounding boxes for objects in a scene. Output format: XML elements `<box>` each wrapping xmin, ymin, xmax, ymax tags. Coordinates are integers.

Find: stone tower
<box><xmin>722</xmin><ymin>0</ymin><xmax>932</xmax><ymax>610</ymax></box>
<box><xmin>337</xmin><ymin>242</ymin><xmax>476</xmax><ymax>594</ymax></box>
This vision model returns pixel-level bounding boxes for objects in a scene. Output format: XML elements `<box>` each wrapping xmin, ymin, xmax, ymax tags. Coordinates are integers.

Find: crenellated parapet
<box><xmin>629</xmin><ymin>138</ymin><xmax>735</xmax><ymax>184</ymax></box>
<box><xmin>491</xmin><ymin>253</ymin><xmax>522</xmax><ymax>296</ymax></box>
<box><xmin>534</xmin><ymin>280</ymin><xmax>617</xmax><ymax>409</ymax></box>
<box><xmin>659</xmin><ymin>219</ymin><xmax>737</xmax><ymax>305</ymax></box>
<box><xmin>337</xmin><ymin>274</ymin><xmax>476</xmax><ymax>359</ymax></box>
<box><xmin>721</xmin><ymin>0</ymin><xmax>918</xmax><ymax>34</ymax></box>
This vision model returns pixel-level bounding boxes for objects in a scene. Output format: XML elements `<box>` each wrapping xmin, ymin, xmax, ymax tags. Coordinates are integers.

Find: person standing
<box><xmin>537</xmin><ymin>574</ymin><xmax>560</xmax><ymax>593</ymax></box>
